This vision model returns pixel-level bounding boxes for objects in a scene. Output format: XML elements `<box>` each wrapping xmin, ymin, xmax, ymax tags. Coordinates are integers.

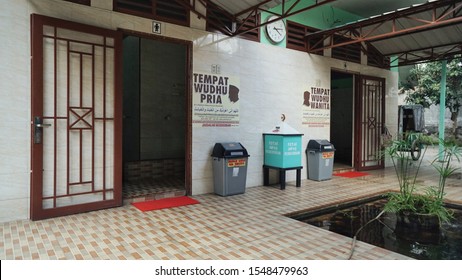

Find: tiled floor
<box><xmin>1</xmin><ymin>148</ymin><xmax>461</xmax><ymax>260</ymax></box>
<box><xmin>123</xmin><ymin>177</ymin><xmax>186</xmax><ymax>203</ymax></box>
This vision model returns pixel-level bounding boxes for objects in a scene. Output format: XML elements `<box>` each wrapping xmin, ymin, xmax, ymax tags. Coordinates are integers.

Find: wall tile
<box><xmin>0</xmin><ymin>197</ymin><xmax>29</xmax><ymax>223</ymax></box>
<box><xmin>0</xmin><ymin>172</ymin><xmax>30</xmax><ymax>200</ymax></box>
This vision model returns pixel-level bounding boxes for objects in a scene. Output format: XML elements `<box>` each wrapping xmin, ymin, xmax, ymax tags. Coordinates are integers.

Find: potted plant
<box><xmin>383</xmin><ymin>134</ymin><xmax>461</xmax><ymax>240</ymax></box>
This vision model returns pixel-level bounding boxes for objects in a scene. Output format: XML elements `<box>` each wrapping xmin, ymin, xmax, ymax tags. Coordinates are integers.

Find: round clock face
<box><xmin>266</xmin><ymin>15</ymin><xmax>286</xmax><ymax>43</ymax></box>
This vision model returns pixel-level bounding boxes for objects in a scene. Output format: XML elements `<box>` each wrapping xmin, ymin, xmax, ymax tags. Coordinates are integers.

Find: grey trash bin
<box><xmin>212</xmin><ymin>142</ymin><xmax>249</xmax><ymax>196</ymax></box>
<box><xmin>306</xmin><ymin>139</ymin><xmax>335</xmax><ymax>181</ymax></box>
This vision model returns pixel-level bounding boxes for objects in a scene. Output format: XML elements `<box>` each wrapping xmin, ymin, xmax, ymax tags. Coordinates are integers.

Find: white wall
<box><xmin>0</xmin><ymin>0</ymin><xmax>34</xmax><ymax>222</ymax></box>
<box><xmin>0</xmin><ymin>0</ymin><xmax>399</xmax><ymax>222</ymax></box>
<box><xmin>423</xmin><ymin>105</ymin><xmax>462</xmax><ymax>130</ymax></box>
<box><xmin>191</xmin><ymin>42</ymin><xmax>399</xmax><ymax>194</ymax></box>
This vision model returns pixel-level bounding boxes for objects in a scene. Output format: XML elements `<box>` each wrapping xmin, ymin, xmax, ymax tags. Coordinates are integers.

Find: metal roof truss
<box><xmin>175</xmin><ymin>0</ymin><xmax>337</xmax><ymax>36</ymax></box>
<box><xmin>306</xmin><ymin>0</ymin><xmax>462</xmax><ymax>66</ymax></box>
<box><xmin>174</xmin><ymin>0</ymin><xmax>462</xmax><ymax>66</ymax></box>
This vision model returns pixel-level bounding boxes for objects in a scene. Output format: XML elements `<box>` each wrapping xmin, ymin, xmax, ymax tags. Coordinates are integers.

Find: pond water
<box><xmin>291</xmin><ymin>198</ymin><xmax>462</xmax><ymax>260</ymax></box>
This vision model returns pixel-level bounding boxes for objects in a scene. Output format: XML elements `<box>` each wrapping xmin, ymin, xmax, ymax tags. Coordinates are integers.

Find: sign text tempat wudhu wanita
<box><xmin>302</xmin><ymin>86</ymin><xmax>331</xmax><ymax>128</ymax></box>
<box><xmin>305</xmin><ymin>87</ymin><xmax>330</xmax><ymax>109</ymax></box>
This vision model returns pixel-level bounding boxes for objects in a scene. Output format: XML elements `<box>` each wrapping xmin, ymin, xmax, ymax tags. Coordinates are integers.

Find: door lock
<box><xmin>34</xmin><ymin>116</ymin><xmax>51</xmax><ymax>144</ymax></box>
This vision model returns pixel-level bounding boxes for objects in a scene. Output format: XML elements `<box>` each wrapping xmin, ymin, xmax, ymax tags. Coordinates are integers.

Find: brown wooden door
<box><xmin>30</xmin><ymin>14</ymin><xmax>122</xmax><ymax>220</ymax></box>
<box><xmin>354</xmin><ymin>75</ymin><xmax>385</xmax><ymax>171</ymax></box>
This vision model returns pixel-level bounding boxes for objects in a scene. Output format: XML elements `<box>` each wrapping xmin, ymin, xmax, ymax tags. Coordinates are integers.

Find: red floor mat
<box><xmin>132</xmin><ymin>196</ymin><xmax>200</xmax><ymax>212</ymax></box>
<box><xmin>334</xmin><ymin>171</ymin><xmax>369</xmax><ymax>178</ymax></box>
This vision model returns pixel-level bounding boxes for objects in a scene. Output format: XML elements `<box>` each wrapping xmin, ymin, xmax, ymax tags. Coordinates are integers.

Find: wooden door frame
<box><xmin>30</xmin><ymin>14</ymin><xmax>123</xmax><ymax>220</ymax></box>
<box><xmin>119</xmin><ymin>29</ymin><xmax>193</xmax><ymax>196</ymax></box>
<box><xmin>354</xmin><ymin>74</ymin><xmax>386</xmax><ymax>171</ymax></box>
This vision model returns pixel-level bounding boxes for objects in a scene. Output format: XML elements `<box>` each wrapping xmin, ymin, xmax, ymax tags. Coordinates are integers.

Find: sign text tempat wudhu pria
<box><xmin>194</xmin><ymin>73</ymin><xmax>230</xmax><ymax>104</ymax></box>
<box><xmin>193</xmin><ymin>72</ymin><xmax>240</xmax><ymax>127</ymax></box>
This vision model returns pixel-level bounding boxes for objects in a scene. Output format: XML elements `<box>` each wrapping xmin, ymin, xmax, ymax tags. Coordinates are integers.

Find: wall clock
<box><xmin>265</xmin><ymin>15</ymin><xmax>286</xmax><ymax>43</ymax></box>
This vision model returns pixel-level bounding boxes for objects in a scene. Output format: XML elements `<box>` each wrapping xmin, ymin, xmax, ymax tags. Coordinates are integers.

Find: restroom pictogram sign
<box><xmin>152</xmin><ymin>21</ymin><xmax>162</xmax><ymax>34</ymax></box>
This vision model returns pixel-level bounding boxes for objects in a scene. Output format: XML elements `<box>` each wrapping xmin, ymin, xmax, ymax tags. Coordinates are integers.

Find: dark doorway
<box><xmin>122</xmin><ymin>35</ymin><xmax>189</xmax><ymax>201</ymax></box>
<box><xmin>330</xmin><ymin>71</ymin><xmax>354</xmax><ymax>169</ymax></box>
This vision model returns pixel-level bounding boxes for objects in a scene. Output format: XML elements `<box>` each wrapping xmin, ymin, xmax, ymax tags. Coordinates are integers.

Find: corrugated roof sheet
<box><xmin>347</xmin><ymin>1</ymin><xmax>462</xmax><ymax>65</ymax></box>
<box><xmin>210</xmin><ymin>0</ymin><xmax>282</xmax><ymax>15</ymax></box>
<box><xmin>207</xmin><ymin>0</ymin><xmax>461</xmax><ymax>65</ymax></box>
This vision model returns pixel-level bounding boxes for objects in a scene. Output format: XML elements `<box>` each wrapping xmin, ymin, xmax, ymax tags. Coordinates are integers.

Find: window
<box><xmin>236</xmin><ymin>15</ymin><xmax>260</xmax><ymax>42</ymax></box>
<box><xmin>206</xmin><ymin>2</ymin><xmax>259</xmax><ymax>42</ymax></box>
<box><xmin>287</xmin><ymin>21</ymin><xmax>322</xmax><ymax>55</ymax></box>
<box><xmin>366</xmin><ymin>43</ymin><xmax>390</xmax><ymax>69</ymax></box>
<box><xmin>206</xmin><ymin>1</ymin><xmax>234</xmax><ymax>35</ymax></box>
<box><xmin>114</xmin><ymin>0</ymin><xmax>189</xmax><ymax>27</ymax></box>
<box><xmin>331</xmin><ymin>35</ymin><xmax>361</xmax><ymax>63</ymax></box>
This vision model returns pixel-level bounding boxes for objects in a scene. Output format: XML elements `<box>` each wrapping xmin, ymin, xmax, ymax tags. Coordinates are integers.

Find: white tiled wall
<box><xmin>0</xmin><ymin>0</ymin><xmax>399</xmax><ymax>221</ymax></box>
<box><xmin>0</xmin><ymin>0</ymin><xmax>32</xmax><ymax>222</ymax></box>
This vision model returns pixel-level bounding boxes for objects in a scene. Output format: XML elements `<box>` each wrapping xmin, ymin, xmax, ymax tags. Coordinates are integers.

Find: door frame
<box><xmin>354</xmin><ymin>74</ymin><xmax>386</xmax><ymax>171</ymax></box>
<box><xmin>120</xmin><ymin>29</ymin><xmax>193</xmax><ymax>196</ymax></box>
<box><xmin>330</xmin><ymin>69</ymin><xmax>355</xmax><ymax>167</ymax></box>
<box><xmin>30</xmin><ymin>14</ymin><xmax>123</xmax><ymax>220</ymax></box>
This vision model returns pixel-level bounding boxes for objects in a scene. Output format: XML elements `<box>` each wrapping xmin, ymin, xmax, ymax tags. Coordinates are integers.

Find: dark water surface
<box><xmin>292</xmin><ymin>198</ymin><xmax>462</xmax><ymax>260</ymax></box>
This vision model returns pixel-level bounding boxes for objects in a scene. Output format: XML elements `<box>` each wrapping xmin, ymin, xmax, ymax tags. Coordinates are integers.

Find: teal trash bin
<box><xmin>263</xmin><ymin>122</ymin><xmax>303</xmax><ymax>168</ymax></box>
<box><xmin>262</xmin><ymin>122</ymin><xmax>304</xmax><ymax>189</ymax></box>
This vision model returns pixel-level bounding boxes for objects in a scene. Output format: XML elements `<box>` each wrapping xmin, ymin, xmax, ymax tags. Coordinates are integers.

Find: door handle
<box><xmin>35</xmin><ymin>123</ymin><xmax>51</xmax><ymax>128</ymax></box>
<box><xmin>34</xmin><ymin>116</ymin><xmax>51</xmax><ymax>144</ymax></box>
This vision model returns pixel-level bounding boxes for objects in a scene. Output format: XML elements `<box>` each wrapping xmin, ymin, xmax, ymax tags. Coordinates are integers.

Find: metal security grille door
<box><xmin>355</xmin><ymin>75</ymin><xmax>385</xmax><ymax>171</ymax></box>
<box><xmin>31</xmin><ymin>15</ymin><xmax>122</xmax><ymax>220</ymax></box>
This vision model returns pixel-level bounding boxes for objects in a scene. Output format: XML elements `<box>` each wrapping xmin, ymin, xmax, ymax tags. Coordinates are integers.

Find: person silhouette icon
<box><xmin>229</xmin><ymin>85</ymin><xmax>239</xmax><ymax>103</ymax></box>
<box><xmin>303</xmin><ymin>91</ymin><xmax>310</xmax><ymax>106</ymax></box>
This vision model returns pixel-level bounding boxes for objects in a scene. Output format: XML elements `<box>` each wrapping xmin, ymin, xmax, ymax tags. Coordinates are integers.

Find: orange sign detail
<box><xmin>227</xmin><ymin>159</ymin><xmax>246</xmax><ymax>167</ymax></box>
<box><xmin>322</xmin><ymin>152</ymin><xmax>334</xmax><ymax>159</ymax></box>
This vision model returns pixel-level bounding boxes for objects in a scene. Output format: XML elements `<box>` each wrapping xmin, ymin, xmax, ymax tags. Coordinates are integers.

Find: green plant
<box><xmin>431</xmin><ymin>139</ymin><xmax>462</xmax><ymax>200</ymax></box>
<box><xmin>403</xmin><ymin>57</ymin><xmax>462</xmax><ymax>138</ymax></box>
<box><xmin>383</xmin><ymin>134</ymin><xmax>461</xmax><ymax>223</ymax></box>
<box><xmin>349</xmin><ymin>136</ymin><xmax>460</xmax><ymax>259</ymax></box>
<box><xmin>384</xmin><ymin>133</ymin><xmax>426</xmax><ymax>198</ymax></box>
<box><xmin>420</xmin><ymin>187</ymin><xmax>453</xmax><ymax>223</ymax></box>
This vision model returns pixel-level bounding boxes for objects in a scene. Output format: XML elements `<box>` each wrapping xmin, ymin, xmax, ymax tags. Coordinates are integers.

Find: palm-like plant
<box><xmin>383</xmin><ymin>135</ymin><xmax>461</xmax><ymax>223</ymax></box>
<box><xmin>383</xmin><ymin>134</ymin><xmax>426</xmax><ymax>213</ymax></box>
<box><xmin>432</xmin><ymin>139</ymin><xmax>462</xmax><ymax>200</ymax></box>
